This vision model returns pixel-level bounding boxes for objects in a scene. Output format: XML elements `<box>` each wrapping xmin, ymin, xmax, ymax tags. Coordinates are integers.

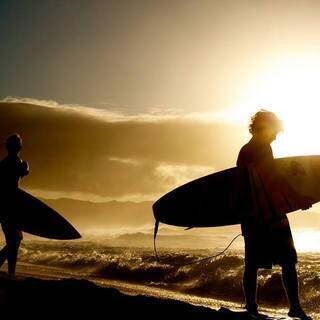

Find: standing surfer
<box><xmin>0</xmin><ymin>134</ymin><xmax>29</xmax><ymax>276</ymax></box>
<box><xmin>237</xmin><ymin>110</ymin><xmax>312</xmax><ymax>320</ymax></box>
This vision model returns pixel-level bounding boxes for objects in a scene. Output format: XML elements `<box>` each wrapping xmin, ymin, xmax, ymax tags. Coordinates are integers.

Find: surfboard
<box><xmin>2</xmin><ymin>189</ymin><xmax>81</xmax><ymax>240</ymax></box>
<box><xmin>153</xmin><ymin>155</ymin><xmax>320</xmax><ymax>228</ymax></box>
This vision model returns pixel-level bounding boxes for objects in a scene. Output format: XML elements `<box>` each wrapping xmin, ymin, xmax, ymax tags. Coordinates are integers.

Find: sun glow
<box><xmin>226</xmin><ymin>56</ymin><xmax>320</xmax><ymax>157</ymax></box>
<box><xmin>293</xmin><ymin>230</ymin><xmax>320</xmax><ymax>253</ymax></box>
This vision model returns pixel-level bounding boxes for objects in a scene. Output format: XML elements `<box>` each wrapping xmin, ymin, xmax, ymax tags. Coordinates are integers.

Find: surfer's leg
<box><xmin>282</xmin><ymin>264</ymin><xmax>311</xmax><ymax>319</ymax></box>
<box><xmin>243</xmin><ymin>263</ymin><xmax>258</xmax><ymax>314</ymax></box>
<box><xmin>0</xmin><ymin>223</ymin><xmax>10</xmax><ymax>269</ymax></box>
<box><xmin>0</xmin><ymin>245</ymin><xmax>8</xmax><ymax>268</ymax></box>
<box><xmin>6</xmin><ymin>229</ymin><xmax>21</xmax><ymax>276</ymax></box>
<box><xmin>7</xmin><ymin>241</ymin><xmax>20</xmax><ymax>275</ymax></box>
<box><xmin>282</xmin><ymin>263</ymin><xmax>299</xmax><ymax>307</ymax></box>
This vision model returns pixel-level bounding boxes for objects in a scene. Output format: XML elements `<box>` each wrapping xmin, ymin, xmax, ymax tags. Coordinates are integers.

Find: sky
<box><xmin>1</xmin><ymin>1</ymin><xmax>320</xmax><ymax>245</ymax></box>
<box><xmin>2</xmin><ymin>1</ymin><xmax>320</xmax><ymax>150</ymax></box>
<box><xmin>2</xmin><ymin>0</ymin><xmax>320</xmax><ymax>114</ymax></box>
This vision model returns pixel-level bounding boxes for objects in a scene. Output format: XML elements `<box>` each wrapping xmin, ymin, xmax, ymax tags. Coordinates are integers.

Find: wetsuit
<box><xmin>0</xmin><ymin>155</ymin><xmax>28</xmax><ymax>275</ymax></box>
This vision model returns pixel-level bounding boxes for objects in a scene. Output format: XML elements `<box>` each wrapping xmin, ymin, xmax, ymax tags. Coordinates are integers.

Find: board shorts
<box><xmin>241</xmin><ymin>215</ymin><xmax>297</xmax><ymax>269</ymax></box>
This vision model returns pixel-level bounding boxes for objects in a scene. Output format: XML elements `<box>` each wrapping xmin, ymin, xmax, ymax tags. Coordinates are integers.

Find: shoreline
<box><xmin>1</xmin><ymin>262</ymin><xmax>289</xmax><ymax>319</ymax></box>
<box><xmin>0</xmin><ymin>271</ymin><xmax>276</xmax><ymax>319</ymax></box>
<box><xmin>0</xmin><ymin>263</ymin><xmax>318</xmax><ymax>319</ymax></box>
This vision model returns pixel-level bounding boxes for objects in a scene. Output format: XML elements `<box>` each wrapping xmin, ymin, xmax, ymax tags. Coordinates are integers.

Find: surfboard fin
<box><xmin>185</xmin><ymin>226</ymin><xmax>194</xmax><ymax>230</ymax></box>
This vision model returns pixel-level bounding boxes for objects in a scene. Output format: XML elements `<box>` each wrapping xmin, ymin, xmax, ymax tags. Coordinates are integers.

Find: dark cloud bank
<box><xmin>0</xmin><ymin>101</ymin><xmax>245</xmax><ymax>200</ymax></box>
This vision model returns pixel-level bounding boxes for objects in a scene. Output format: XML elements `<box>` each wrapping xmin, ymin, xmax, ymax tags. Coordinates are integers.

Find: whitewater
<box><xmin>4</xmin><ymin>239</ymin><xmax>318</xmax><ymax>318</ymax></box>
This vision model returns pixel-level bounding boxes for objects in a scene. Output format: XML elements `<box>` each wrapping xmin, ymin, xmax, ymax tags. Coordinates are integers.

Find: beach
<box><xmin>0</xmin><ymin>269</ymin><xmax>285</xmax><ymax>319</ymax></box>
<box><xmin>0</xmin><ymin>239</ymin><xmax>319</xmax><ymax>319</ymax></box>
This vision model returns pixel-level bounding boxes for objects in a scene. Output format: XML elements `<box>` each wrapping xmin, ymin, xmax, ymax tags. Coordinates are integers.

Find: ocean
<box><xmin>5</xmin><ymin>236</ymin><xmax>319</xmax><ymax>319</ymax></box>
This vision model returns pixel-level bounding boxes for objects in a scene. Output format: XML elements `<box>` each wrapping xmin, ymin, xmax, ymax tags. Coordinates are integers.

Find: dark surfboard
<box><xmin>153</xmin><ymin>156</ymin><xmax>320</xmax><ymax>228</ymax></box>
<box><xmin>153</xmin><ymin>168</ymin><xmax>240</xmax><ymax>228</ymax></box>
<box><xmin>8</xmin><ymin>189</ymin><xmax>81</xmax><ymax>240</ymax></box>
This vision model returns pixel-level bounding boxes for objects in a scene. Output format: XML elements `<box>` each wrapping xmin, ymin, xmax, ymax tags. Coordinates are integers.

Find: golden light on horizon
<box><xmin>294</xmin><ymin>230</ymin><xmax>320</xmax><ymax>253</ymax></box>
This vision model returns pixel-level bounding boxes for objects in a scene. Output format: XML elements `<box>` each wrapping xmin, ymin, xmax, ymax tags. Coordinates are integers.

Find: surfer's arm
<box><xmin>257</xmin><ymin>156</ymin><xmax>313</xmax><ymax>211</ymax></box>
<box><xmin>20</xmin><ymin>160</ymin><xmax>29</xmax><ymax>177</ymax></box>
<box><xmin>271</xmin><ymin>163</ymin><xmax>313</xmax><ymax>211</ymax></box>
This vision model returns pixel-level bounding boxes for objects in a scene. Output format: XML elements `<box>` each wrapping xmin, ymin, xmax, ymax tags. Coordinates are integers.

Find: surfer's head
<box><xmin>249</xmin><ymin>110</ymin><xmax>283</xmax><ymax>143</ymax></box>
<box><xmin>5</xmin><ymin>134</ymin><xmax>22</xmax><ymax>155</ymax></box>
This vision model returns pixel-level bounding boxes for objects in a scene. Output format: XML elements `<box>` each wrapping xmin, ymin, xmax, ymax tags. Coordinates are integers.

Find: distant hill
<box><xmin>40</xmin><ymin>197</ymin><xmax>154</xmax><ymax>232</ymax></box>
<box><xmin>39</xmin><ymin>197</ymin><xmax>320</xmax><ymax>240</ymax></box>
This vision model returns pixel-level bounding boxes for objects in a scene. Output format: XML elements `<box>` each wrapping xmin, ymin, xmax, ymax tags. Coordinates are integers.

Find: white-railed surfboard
<box><xmin>153</xmin><ymin>156</ymin><xmax>320</xmax><ymax>229</ymax></box>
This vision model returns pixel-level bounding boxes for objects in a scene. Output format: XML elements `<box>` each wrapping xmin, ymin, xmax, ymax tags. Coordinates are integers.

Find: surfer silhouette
<box><xmin>237</xmin><ymin>110</ymin><xmax>312</xmax><ymax>320</ymax></box>
<box><xmin>0</xmin><ymin>134</ymin><xmax>29</xmax><ymax>276</ymax></box>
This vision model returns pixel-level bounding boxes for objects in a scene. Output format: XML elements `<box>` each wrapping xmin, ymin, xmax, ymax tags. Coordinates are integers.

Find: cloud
<box><xmin>0</xmin><ymin>99</ymin><xmax>247</xmax><ymax>200</ymax></box>
<box><xmin>1</xmin><ymin>96</ymin><xmax>243</xmax><ymax>123</ymax></box>
<box><xmin>155</xmin><ymin>163</ymin><xmax>215</xmax><ymax>189</ymax></box>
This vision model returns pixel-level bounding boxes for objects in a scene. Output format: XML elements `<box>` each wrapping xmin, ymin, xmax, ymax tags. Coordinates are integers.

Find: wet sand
<box><xmin>0</xmin><ymin>272</ymin><xmax>272</xmax><ymax>319</ymax></box>
<box><xmin>0</xmin><ymin>263</ymin><xmax>318</xmax><ymax>319</ymax></box>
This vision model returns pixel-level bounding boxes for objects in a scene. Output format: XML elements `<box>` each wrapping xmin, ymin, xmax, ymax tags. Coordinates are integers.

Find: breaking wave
<box><xmin>16</xmin><ymin>241</ymin><xmax>320</xmax><ymax>312</ymax></box>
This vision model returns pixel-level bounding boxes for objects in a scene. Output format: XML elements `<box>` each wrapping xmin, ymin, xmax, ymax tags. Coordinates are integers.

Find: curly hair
<box><xmin>249</xmin><ymin>109</ymin><xmax>283</xmax><ymax>135</ymax></box>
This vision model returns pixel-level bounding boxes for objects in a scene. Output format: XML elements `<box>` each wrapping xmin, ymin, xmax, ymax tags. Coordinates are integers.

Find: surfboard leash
<box><xmin>153</xmin><ymin>220</ymin><xmax>242</xmax><ymax>267</ymax></box>
<box><xmin>153</xmin><ymin>220</ymin><xmax>160</xmax><ymax>261</ymax></box>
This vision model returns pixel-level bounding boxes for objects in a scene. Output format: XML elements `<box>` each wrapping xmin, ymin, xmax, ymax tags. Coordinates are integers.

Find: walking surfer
<box><xmin>0</xmin><ymin>134</ymin><xmax>29</xmax><ymax>276</ymax></box>
<box><xmin>237</xmin><ymin>110</ymin><xmax>312</xmax><ymax>320</ymax></box>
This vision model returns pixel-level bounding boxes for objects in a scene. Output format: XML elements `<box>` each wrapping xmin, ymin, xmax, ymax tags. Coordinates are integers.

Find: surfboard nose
<box><xmin>15</xmin><ymin>188</ymin><xmax>83</xmax><ymax>240</ymax></box>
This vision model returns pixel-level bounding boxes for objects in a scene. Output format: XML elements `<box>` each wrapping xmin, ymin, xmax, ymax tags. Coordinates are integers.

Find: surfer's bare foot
<box><xmin>6</xmin><ymin>273</ymin><xmax>16</xmax><ymax>280</ymax></box>
<box><xmin>245</xmin><ymin>303</ymin><xmax>259</xmax><ymax>316</ymax></box>
<box><xmin>288</xmin><ymin>307</ymin><xmax>312</xmax><ymax>320</ymax></box>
